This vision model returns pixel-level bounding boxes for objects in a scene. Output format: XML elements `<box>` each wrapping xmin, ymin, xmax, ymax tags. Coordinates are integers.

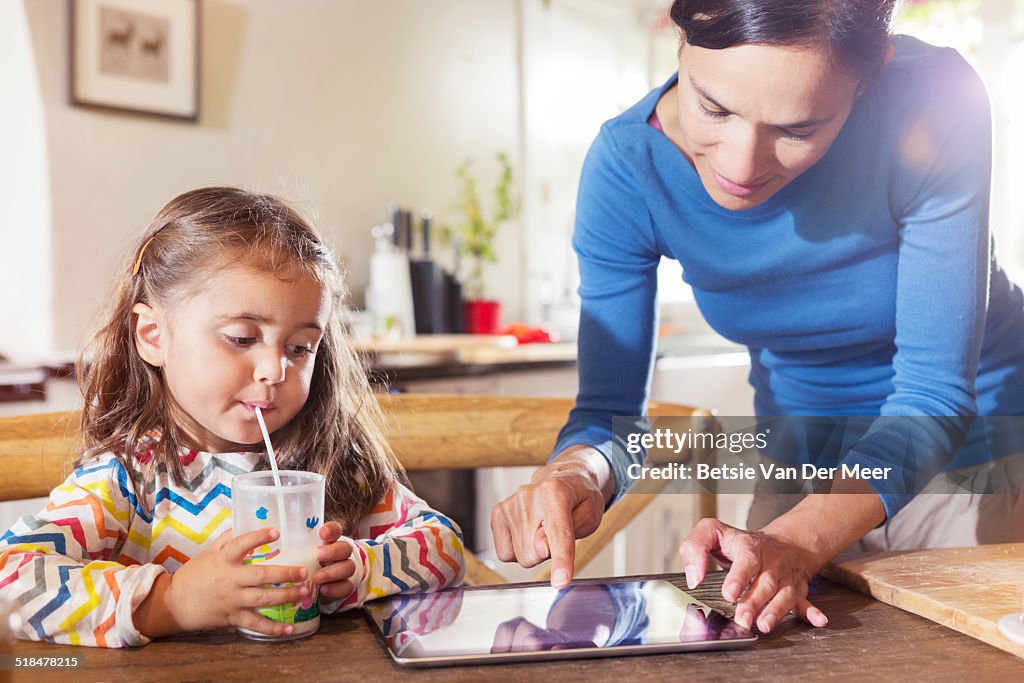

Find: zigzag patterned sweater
<box><xmin>0</xmin><ymin>449</ymin><xmax>465</xmax><ymax>647</ymax></box>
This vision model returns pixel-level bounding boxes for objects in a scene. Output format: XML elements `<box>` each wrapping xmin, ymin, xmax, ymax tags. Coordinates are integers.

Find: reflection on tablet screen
<box><xmin>365</xmin><ymin>580</ymin><xmax>755</xmax><ymax>661</ymax></box>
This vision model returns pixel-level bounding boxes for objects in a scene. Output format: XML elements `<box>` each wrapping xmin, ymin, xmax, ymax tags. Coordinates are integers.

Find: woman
<box><xmin>491</xmin><ymin>0</ymin><xmax>1024</xmax><ymax>634</ymax></box>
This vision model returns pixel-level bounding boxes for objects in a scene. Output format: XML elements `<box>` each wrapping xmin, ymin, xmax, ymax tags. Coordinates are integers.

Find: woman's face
<box><xmin>675</xmin><ymin>41</ymin><xmax>862</xmax><ymax>210</ymax></box>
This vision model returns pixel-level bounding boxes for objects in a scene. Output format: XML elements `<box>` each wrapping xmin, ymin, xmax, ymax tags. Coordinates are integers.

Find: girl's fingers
<box><xmin>211</xmin><ymin>529</ymin><xmax>233</xmax><ymax>551</ymax></box>
<box><xmin>242</xmin><ymin>583</ymin><xmax>309</xmax><ymax>608</ymax></box>
<box><xmin>314</xmin><ymin>559</ymin><xmax>355</xmax><ymax>585</ymax></box>
<box><xmin>319</xmin><ymin>578</ymin><xmax>354</xmax><ymax>600</ymax></box>
<box><xmin>319</xmin><ymin>521</ymin><xmax>344</xmax><ymax>543</ymax></box>
<box><xmin>232</xmin><ymin>609</ymin><xmax>294</xmax><ymax>638</ymax></box>
<box><xmin>316</xmin><ymin>540</ymin><xmax>352</xmax><ymax>564</ymax></box>
<box><xmin>244</xmin><ymin>562</ymin><xmax>307</xmax><ymax>587</ymax></box>
<box><xmin>223</xmin><ymin>527</ymin><xmax>279</xmax><ymax>563</ymax></box>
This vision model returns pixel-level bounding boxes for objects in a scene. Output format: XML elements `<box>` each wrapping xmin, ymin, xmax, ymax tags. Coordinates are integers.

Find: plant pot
<box><xmin>463</xmin><ymin>299</ymin><xmax>501</xmax><ymax>334</ymax></box>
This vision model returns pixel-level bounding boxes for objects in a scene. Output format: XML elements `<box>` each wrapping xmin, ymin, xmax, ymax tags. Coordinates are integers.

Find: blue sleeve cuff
<box><xmin>552</xmin><ymin>428</ymin><xmax>646</xmax><ymax>508</ymax></box>
<box><xmin>840</xmin><ymin>450</ymin><xmax>915</xmax><ymax>522</ymax></box>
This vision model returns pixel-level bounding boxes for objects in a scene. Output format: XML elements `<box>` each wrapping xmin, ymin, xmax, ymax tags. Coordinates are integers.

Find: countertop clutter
<box><xmin>0</xmin><ymin>356</ymin><xmax>75</xmax><ymax>408</ymax></box>
<box><xmin>0</xmin><ymin>365</ymin><xmax>47</xmax><ymax>404</ymax></box>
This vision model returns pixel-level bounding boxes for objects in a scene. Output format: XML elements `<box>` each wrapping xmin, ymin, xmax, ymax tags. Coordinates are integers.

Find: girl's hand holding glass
<box><xmin>135</xmin><ymin>527</ymin><xmax>309</xmax><ymax>639</ymax></box>
<box><xmin>314</xmin><ymin>521</ymin><xmax>356</xmax><ymax>601</ymax></box>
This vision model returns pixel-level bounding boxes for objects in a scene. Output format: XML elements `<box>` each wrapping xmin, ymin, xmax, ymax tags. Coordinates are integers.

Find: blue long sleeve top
<box><xmin>555</xmin><ymin>36</ymin><xmax>1024</xmax><ymax>519</ymax></box>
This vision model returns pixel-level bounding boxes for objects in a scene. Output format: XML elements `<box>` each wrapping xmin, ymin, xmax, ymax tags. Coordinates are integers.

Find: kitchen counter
<box><xmin>357</xmin><ymin>335</ymin><xmax>576</xmax><ymax>385</ymax></box>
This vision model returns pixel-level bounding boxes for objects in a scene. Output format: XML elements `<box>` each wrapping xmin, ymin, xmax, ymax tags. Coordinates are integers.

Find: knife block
<box><xmin>410</xmin><ymin>260</ymin><xmax>449</xmax><ymax>334</ymax></box>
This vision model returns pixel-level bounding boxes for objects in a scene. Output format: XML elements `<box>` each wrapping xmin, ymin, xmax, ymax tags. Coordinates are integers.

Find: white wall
<box><xmin>14</xmin><ymin>0</ymin><xmax>523</xmax><ymax>354</ymax></box>
<box><xmin>519</xmin><ymin>0</ymin><xmax>677</xmax><ymax>327</ymax></box>
<box><xmin>0</xmin><ymin>1</ymin><xmax>53</xmax><ymax>360</ymax></box>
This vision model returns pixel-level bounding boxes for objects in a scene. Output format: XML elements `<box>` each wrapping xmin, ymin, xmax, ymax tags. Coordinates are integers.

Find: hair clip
<box><xmin>131</xmin><ymin>236</ymin><xmax>156</xmax><ymax>277</ymax></box>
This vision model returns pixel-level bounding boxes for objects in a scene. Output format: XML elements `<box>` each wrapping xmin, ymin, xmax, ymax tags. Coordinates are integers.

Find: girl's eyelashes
<box><xmin>221</xmin><ymin>332</ymin><xmax>319</xmax><ymax>358</ymax></box>
<box><xmin>286</xmin><ymin>344</ymin><xmax>315</xmax><ymax>359</ymax></box>
<box><xmin>224</xmin><ymin>334</ymin><xmax>257</xmax><ymax>348</ymax></box>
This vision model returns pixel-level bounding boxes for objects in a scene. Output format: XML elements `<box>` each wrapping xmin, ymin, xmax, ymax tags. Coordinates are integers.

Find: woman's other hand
<box><xmin>490</xmin><ymin>446</ymin><xmax>614</xmax><ymax>588</ymax></box>
<box><xmin>679</xmin><ymin>518</ymin><xmax>828</xmax><ymax>634</ymax></box>
<box><xmin>679</xmin><ymin>485</ymin><xmax>884</xmax><ymax>634</ymax></box>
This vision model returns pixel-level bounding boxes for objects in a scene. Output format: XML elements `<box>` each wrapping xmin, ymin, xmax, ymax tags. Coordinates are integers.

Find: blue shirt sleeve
<box><xmin>842</xmin><ymin>47</ymin><xmax>992</xmax><ymax>517</ymax></box>
<box><xmin>552</xmin><ymin>123</ymin><xmax>662</xmax><ymax>505</ymax></box>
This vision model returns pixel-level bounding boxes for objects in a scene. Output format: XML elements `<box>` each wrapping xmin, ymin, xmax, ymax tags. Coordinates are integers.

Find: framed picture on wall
<box><xmin>69</xmin><ymin>0</ymin><xmax>200</xmax><ymax>121</ymax></box>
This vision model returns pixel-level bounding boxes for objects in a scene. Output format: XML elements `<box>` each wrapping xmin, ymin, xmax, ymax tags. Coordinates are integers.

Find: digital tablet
<box><xmin>364</xmin><ymin>579</ymin><xmax>757</xmax><ymax>668</ymax></box>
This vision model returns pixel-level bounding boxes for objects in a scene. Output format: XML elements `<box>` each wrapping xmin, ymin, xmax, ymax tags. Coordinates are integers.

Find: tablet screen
<box><xmin>365</xmin><ymin>579</ymin><xmax>756</xmax><ymax>666</ymax></box>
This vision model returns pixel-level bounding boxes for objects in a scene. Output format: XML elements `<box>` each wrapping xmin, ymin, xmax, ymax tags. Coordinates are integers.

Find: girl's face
<box><xmin>134</xmin><ymin>263</ymin><xmax>330</xmax><ymax>452</ymax></box>
<box><xmin>674</xmin><ymin>41</ymin><xmax>862</xmax><ymax>210</ymax></box>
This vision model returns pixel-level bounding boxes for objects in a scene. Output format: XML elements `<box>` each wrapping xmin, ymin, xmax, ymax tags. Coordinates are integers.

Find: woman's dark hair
<box><xmin>669</xmin><ymin>0</ymin><xmax>898</xmax><ymax>78</ymax></box>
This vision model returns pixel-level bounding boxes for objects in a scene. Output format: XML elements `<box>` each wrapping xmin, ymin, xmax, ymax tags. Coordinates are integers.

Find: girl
<box><xmin>493</xmin><ymin>0</ymin><xmax>1024</xmax><ymax>635</ymax></box>
<box><xmin>0</xmin><ymin>187</ymin><xmax>465</xmax><ymax>647</ymax></box>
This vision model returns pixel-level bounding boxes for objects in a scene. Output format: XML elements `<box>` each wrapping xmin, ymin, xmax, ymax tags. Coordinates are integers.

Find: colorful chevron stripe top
<box><xmin>0</xmin><ymin>447</ymin><xmax>465</xmax><ymax>648</ymax></box>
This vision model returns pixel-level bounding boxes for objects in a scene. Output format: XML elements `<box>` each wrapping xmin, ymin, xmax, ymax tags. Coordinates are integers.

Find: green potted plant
<box><xmin>442</xmin><ymin>151</ymin><xmax>520</xmax><ymax>333</ymax></box>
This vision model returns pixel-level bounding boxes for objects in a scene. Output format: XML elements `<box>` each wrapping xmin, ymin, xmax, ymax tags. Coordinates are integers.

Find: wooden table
<box><xmin>7</xmin><ymin>572</ymin><xmax>1024</xmax><ymax>682</ymax></box>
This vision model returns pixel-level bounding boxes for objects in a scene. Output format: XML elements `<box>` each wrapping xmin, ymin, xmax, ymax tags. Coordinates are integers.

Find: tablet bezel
<box><xmin>364</xmin><ymin>578</ymin><xmax>758</xmax><ymax>668</ymax></box>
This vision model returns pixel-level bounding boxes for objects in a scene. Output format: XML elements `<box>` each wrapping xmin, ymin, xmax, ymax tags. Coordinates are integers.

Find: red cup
<box><xmin>463</xmin><ymin>300</ymin><xmax>501</xmax><ymax>334</ymax></box>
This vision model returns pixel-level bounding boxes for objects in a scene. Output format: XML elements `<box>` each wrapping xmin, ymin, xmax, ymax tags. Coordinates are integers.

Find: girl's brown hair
<box><xmin>77</xmin><ymin>186</ymin><xmax>403</xmax><ymax>532</ymax></box>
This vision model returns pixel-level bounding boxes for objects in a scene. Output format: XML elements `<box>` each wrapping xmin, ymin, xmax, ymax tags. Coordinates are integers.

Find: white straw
<box><xmin>254</xmin><ymin>407</ymin><xmax>287</xmax><ymax>546</ymax></box>
<box><xmin>254</xmin><ymin>406</ymin><xmax>283</xmax><ymax>489</ymax></box>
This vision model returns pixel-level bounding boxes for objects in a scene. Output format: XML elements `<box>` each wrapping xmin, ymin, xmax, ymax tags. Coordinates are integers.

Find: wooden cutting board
<box><xmin>824</xmin><ymin>544</ymin><xmax>1024</xmax><ymax>658</ymax></box>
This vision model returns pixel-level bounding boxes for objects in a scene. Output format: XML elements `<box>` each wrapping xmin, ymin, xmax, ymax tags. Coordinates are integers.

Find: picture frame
<box><xmin>68</xmin><ymin>0</ymin><xmax>200</xmax><ymax>121</ymax></box>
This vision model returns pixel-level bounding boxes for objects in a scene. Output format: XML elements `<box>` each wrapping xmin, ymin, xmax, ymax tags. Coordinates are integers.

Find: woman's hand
<box><xmin>136</xmin><ymin>527</ymin><xmax>309</xmax><ymax>639</ymax></box>
<box><xmin>679</xmin><ymin>518</ymin><xmax>829</xmax><ymax>634</ymax></box>
<box><xmin>680</xmin><ymin>483</ymin><xmax>885</xmax><ymax>634</ymax></box>
<box><xmin>314</xmin><ymin>521</ymin><xmax>356</xmax><ymax>601</ymax></box>
<box><xmin>490</xmin><ymin>446</ymin><xmax>613</xmax><ymax>588</ymax></box>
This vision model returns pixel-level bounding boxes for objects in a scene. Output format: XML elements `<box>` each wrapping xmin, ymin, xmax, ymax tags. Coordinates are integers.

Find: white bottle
<box><xmin>365</xmin><ymin>224</ymin><xmax>416</xmax><ymax>339</ymax></box>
